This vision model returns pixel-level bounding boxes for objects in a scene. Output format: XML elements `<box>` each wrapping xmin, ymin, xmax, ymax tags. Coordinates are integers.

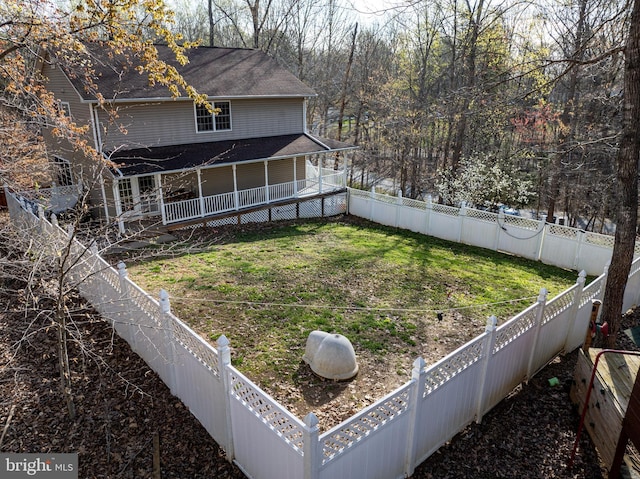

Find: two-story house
<box><xmin>39</xmin><ymin>43</ymin><xmax>356</xmax><ymax>232</ymax></box>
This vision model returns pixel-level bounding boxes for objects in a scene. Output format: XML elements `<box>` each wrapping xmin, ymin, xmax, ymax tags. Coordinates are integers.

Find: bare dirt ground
<box><xmin>1</xmin><ymin>211</ymin><xmax>633</xmax><ymax>478</ymax></box>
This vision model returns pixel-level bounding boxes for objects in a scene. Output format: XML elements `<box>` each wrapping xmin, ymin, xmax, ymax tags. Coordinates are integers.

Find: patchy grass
<box><xmin>127</xmin><ymin>217</ymin><xmax>583</xmax><ymax>427</ymax></box>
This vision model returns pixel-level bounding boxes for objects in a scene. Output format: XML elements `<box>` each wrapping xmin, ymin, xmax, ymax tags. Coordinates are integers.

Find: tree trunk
<box><xmin>337</xmin><ymin>23</ymin><xmax>358</xmax><ymax>144</ymax></box>
<box><xmin>450</xmin><ymin>0</ymin><xmax>484</xmax><ymax>170</ymax></box>
<box><xmin>601</xmin><ymin>0</ymin><xmax>640</xmax><ymax>346</ymax></box>
<box><xmin>546</xmin><ymin>0</ymin><xmax>587</xmax><ymax>223</ymax></box>
<box><xmin>208</xmin><ymin>0</ymin><xmax>215</xmax><ymax>46</ymax></box>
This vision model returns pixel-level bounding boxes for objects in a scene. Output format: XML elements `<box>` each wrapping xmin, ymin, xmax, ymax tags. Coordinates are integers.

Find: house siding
<box><xmin>162</xmin><ymin>171</ymin><xmax>198</xmax><ymax>199</ymax></box>
<box><xmin>268</xmin><ymin>158</ymin><xmax>296</xmax><ymax>185</ymax></box>
<box><xmin>295</xmin><ymin>157</ymin><xmax>305</xmax><ymax>180</ymax></box>
<box><xmin>42</xmin><ymin>62</ymin><xmax>93</xmax><ymax>129</ymax></box>
<box><xmin>41</xmin><ymin>61</ymin><xmax>103</xmax><ymax>187</ymax></box>
<box><xmin>236</xmin><ymin>162</ymin><xmax>265</xmax><ymax>190</ymax></box>
<box><xmin>99</xmin><ymin>98</ymin><xmax>305</xmax><ymax>151</ymax></box>
<box><xmin>201</xmin><ymin>166</ymin><xmax>234</xmax><ymax>195</ymax></box>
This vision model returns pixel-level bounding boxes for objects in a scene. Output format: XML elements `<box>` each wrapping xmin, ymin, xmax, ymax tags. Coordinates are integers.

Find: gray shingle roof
<box><xmin>108</xmin><ymin>134</ymin><xmax>356</xmax><ymax>176</ymax></box>
<box><xmin>66</xmin><ymin>44</ymin><xmax>316</xmax><ymax>101</ymax></box>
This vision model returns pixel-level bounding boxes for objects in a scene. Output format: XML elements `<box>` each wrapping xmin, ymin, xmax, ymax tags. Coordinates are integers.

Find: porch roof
<box><xmin>108</xmin><ymin>134</ymin><xmax>357</xmax><ymax>177</ymax></box>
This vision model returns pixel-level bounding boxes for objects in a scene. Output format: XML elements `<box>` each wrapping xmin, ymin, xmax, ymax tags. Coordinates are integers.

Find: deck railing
<box><xmin>163</xmin><ymin>172</ymin><xmax>345</xmax><ymax>225</ymax></box>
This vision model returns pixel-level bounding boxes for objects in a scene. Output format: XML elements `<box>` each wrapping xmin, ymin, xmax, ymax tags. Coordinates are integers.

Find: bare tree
<box><xmin>600</xmin><ymin>0</ymin><xmax>640</xmax><ymax>345</ymax></box>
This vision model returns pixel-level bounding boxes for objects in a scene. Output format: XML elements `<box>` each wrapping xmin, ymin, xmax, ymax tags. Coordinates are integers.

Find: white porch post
<box><xmin>264</xmin><ymin>160</ymin><xmax>270</xmax><ymax>202</ymax></box>
<box><xmin>232</xmin><ymin>164</ymin><xmax>239</xmax><ymax>209</ymax></box>
<box><xmin>157</xmin><ymin>174</ymin><xmax>166</xmax><ymax>225</ymax></box>
<box><xmin>293</xmin><ymin>157</ymin><xmax>298</xmax><ymax>196</ymax></box>
<box><xmin>197</xmin><ymin>168</ymin><xmax>205</xmax><ymax>217</ymax></box>
<box><xmin>318</xmin><ymin>156</ymin><xmax>323</xmax><ymax>194</ymax></box>
<box><xmin>113</xmin><ymin>180</ymin><xmax>125</xmax><ymax>234</ymax></box>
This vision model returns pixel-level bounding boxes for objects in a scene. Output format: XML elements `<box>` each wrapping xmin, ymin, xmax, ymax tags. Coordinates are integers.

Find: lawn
<box><xmin>127</xmin><ymin>217</ymin><xmax>583</xmax><ymax>427</ymax></box>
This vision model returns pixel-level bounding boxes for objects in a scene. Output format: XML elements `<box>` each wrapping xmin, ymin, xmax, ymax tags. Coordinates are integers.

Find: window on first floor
<box><xmin>118</xmin><ymin>178</ymin><xmax>134</xmax><ymax>212</ymax></box>
<box><xmin>195</xmin><ymin>101</ymin><xmax>232</xmax><ymax>133</ymax></box>
<box><xmin>117</xmin><ymin>176</ymin><xmax>159</xmax><ymax>215</ymax></box>
<box><xmin>52</xmin><ymin>156</ymin><xmax>73</xmax><ymax>186</ymax></box>
<box><xmin>138</xmin><ymin>175</ymin><xmax>159</xmax><ymax>213</ymax></box>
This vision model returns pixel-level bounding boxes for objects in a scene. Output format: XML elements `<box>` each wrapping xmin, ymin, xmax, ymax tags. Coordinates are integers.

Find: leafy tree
<box><xmin>1</xmin><ymin>0</ymin><xmax>206</xmax><ymax>420</ymax></box>
<box><xmin>436</xmin><ymin>152</ymin><xmax>534</xmax><ymax>208</ymax></box>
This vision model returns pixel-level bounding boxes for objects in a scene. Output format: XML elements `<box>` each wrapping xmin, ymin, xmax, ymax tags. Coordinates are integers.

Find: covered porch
<box><xmin>106</xmin><ymin>134</ymin><xmax>355</xmax><ymax>233</ymax></box>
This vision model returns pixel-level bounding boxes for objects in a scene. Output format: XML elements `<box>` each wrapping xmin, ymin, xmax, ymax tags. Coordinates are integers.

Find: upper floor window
<box><xmin>52</xmin><ymin>156</ymin><xmax>73</xmax><ymax>186</ymax></box>
<box><xmin>58</xmin><ymin>101</ymin><xmax>71</xmax><ymax>118</ymax></box>
<box><xmin>195</xmin><ymin>101</ymin><xmax>231</xmax><ymax>133</ymax></box>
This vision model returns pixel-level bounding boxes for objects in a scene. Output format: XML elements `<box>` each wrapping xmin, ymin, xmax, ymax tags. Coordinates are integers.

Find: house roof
<box><xmin>65</xmin><ymin>44</ymin><xmax>316</xmax><ymax>101</ymax></box>
<box><xmin>108</xmin><ymin>134</ymin><xmax>357</xmax><ymax>177</ymax></box>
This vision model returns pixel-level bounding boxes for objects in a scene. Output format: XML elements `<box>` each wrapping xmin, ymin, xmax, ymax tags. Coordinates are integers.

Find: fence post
<box><xmin>117</xmin><ymin>261</ymin><xmax>137</xmax><ymax>351</ymax></box>
<box><xmin>598</xmin><ymin>262</ymin><xmax>610</xmax><ymax>301</ymax></box>
<box><xmin>573</xmin><ymin>230</ymin><xmax>586</xmax><ymax>270</ymax></box>
<box><xmin>159</xmin><ymin>290</ymin><xmax>177</xmax><ymax>395</ymax></box>
<box><xmin>494</xmin><ymin>209</ymin><xmax>504</xmax><ymax>251</ymax></box>
<box><xmin>369</xmin><ymin>186</ymin><xmax>376</xmax><ymax>222</ymax></box>
<box><xmin>303</xmin><ymin>412</ymin><xmax>320</xmax><ymax>479</ymax></box>
<box><xmin>634</xmin><ymin>260</ymin><xmax>640</xmax><ymax>307</ymax></box>
<box><xmin>217</xmin><ymin>334</ymin><xmax>235</xmax><ymax>462</ymax></box>
<box><xmin>88</xmin><ymin>243</ymin><xmax>103</xmax><ymax>312</ymax></box>
<box><xmin>535</xmin><ymin>221</ymin><xmax>547</xmax><ymax>261</ymax></box>
<box><xmin>395</xmin><ymin>190</ymin><xmax>402</xmax><ymax>228</ymax></box>
<box><xmin>475</xmin><ymin>316</ymin><xmax>498</xmax><ymax>423</ymax></box>
<box><xmin>424</xmin><ymin>195</ymin><xmax>432</xmax><ymax>236</ymax></box>
<box><xmin>458</xmin><ymin>202</ymin><xmax>466</xmax><ymax>243</ymax></box>
<box><xmin>526</xmin><ymin>288</ymin><xmax>549</xmax><ymax>380</ymax></box>
<box><xmin>404</xmin><ymin>356</ymin><xmax>426</xmax><ymax>477</ymax></box>
<box><xmin>563</xmin><ymin>271</ymin><xmax>587</xmax><ymax>352</ymax></box>
<box><xmin>38</xmin><ymin>205</ymin><xmax>45</xmax><ymax>232</ymax></box>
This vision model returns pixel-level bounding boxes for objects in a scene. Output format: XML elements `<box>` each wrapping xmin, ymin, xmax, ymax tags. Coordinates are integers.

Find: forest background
<box><xmin>166</xmin><ymin>0</ymin><xmax>630</xmax><ymax>232</ymax></box>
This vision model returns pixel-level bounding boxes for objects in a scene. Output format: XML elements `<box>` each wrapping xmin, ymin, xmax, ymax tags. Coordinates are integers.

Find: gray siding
<box><xmin>42</xmin><ymin>62</ymin><xmax>93</xmax><ymax>128</ymax></box>
<box><xmin>236</xmin><ymin>162</ymin><xmax>265</xmax><ymax>190</ymax></box>
<box><xmin>162</xmin><ymin>171</ymin><xmax>198</xmax><ymax>199</ymax></box>
<box><xmin>99</xmin><ymin>98</ymin><xmax>305</xmax><ymax>151</ymax></box>
<box><xmin>41</xmin><ymin>61</ymin><xmax>103</xmax><ymax>188</ymax></box>
<box><xmin>268</xmin><ymin>158</ymin><xmax>296</xmax><ymax>184</ymax></box>
<box><xmin>295</xmin><ymin>157</ymin><xmax>305</xmax><ymax>180</ymax></box>
<box><xmin>201</xmin><ymin>167</ymin><xmax>234</xmax><ymax>195</ymax></box>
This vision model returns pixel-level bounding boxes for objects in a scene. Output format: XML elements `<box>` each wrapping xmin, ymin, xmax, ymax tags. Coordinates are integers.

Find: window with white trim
<box><xmin>52</xmin><ymin>156</ymin><xmax>73</xmax><ymax>186</ymax></box>
<box><xmin>138</xmin><ymin>175</ymin><xmax>159</xmax><ymax>214</ymax></box>
<box><xmin>118</xmin><ymin>178</ymin><xmax>134</xmax><ymax>212</ymax></box>
<box><xmin>59</xmin><ymin>101</ymin><xmax>71</xmax><ymax>118</ymax></box>
<box><xmin>195</xmin><ymin>101</ymin><xmax>231</xmax><ymax>132</ymax></box>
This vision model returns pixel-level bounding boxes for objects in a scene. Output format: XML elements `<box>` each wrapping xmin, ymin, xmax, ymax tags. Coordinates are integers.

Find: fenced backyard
<box><xmin>6</xmin><ymin>185</ymin><xmax>640</xmax><ymax>479</ymax></box>
<box><xmin>349</xmin><ymin>188</ymin><xmax>630</xmax><ymax>276</ymax></box>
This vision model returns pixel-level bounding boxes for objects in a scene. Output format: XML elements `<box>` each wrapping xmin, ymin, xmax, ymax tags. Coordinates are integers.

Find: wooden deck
<box><xmin>571</xmin><ymin>348</ymin><xmax>640</xmax><ymax>471</ymax></box>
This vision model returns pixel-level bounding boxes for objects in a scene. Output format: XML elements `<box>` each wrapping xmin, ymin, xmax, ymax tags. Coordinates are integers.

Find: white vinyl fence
<box><xmin>6</xmin><ymin>186</ymin><xmax>640</xmax><ymax>479</ymax></box>
<box><xmin>347</xmin><ymin>187</ymin><xmax>632</xmax><ymax>276</ymax></box>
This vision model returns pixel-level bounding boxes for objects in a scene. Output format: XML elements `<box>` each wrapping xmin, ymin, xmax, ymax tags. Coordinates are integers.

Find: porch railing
<box><xmin>163</xmin><ymin>171</ymin><xmax>345</xmax><ymax>225</ymax></box>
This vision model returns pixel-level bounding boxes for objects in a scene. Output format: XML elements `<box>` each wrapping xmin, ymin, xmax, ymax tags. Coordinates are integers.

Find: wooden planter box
<box><xmin>570</xmin><ymin>348</ymin><xmax>640</xmax><ymax>470</ymax></box>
